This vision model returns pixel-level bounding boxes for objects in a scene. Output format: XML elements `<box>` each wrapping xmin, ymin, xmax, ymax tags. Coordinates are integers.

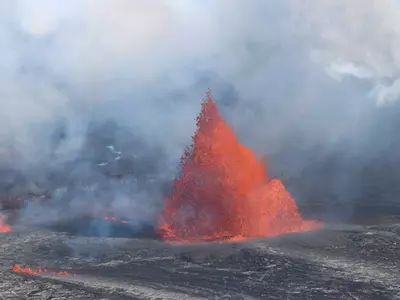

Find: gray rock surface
<box><xmin>1</xmin><ymin>221</ymin><xmax>400</xmax><ymax>299</ymax></box>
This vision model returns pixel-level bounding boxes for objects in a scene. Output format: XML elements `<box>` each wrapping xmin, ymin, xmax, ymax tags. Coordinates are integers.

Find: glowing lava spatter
<box><xmin>0</xmin><ymin>215</ymin><xmax>11</xmax><ymax>233</ymax></box>
<box><xmin>0</xmin><ymin>224</ymin><xmax>10</xmax><ymax>233</ymax></box>
<box><xmin>160</xmin><ymin>92</ymin><xmax>319</xmax><ymax>243</ymax></box>
<box><xmin>11</xmin><ymin>264</ymin><xmax>70</xmax><ymax>276</ymax></box>
<box><xmin>104</xmin><ymin>215</ymin><xmax>128</xmax><ymax>224</ymax></box>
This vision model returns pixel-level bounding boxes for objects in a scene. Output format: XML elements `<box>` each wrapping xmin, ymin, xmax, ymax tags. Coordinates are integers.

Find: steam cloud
<box><xmin>1</xmin><ymin>0</ymin><xmax>400</xmax><ymax>230</ymax></box>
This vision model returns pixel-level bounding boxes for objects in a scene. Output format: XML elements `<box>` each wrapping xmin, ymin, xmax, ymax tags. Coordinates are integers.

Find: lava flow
<box><xmin>160</xmin><ymin>92</ymin><xmax>319</xmax><ymax>243</ymax></box>
<box><xmin>11</xmin><ymin>264</ymin><xmax>71</xmax><ymax>276</ymax></box>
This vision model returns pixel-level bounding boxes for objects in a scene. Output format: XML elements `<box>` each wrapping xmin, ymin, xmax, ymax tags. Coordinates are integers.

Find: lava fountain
<box><xmin>160</xmin><ymin>92</ymin><xmax>319</xmax><ymax>243</ymax></box>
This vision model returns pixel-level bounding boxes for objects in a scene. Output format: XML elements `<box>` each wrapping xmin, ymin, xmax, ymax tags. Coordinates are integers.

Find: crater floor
<box><xmin>1</xmin><ymin>219</ymin><xmax>400</xmax><ymax>299</ymax></box>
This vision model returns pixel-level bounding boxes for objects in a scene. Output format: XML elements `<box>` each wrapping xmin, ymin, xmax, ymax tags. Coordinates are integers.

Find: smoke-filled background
<box><xmin>1</xmin><ymin>0</ymin><xmax>400</xmax><ymax>231</ymax></box>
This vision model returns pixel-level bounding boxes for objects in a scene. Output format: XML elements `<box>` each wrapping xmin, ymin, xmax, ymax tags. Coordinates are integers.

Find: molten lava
<box><xmin>0</xmin><ymin>215</ymin><xmax>11</xmax><ymax>233</ymax></box>
<box><xmin>160</xmin><ymin>92</ymin><xmax>319</xmax><ymax>243</ymax></box>
<box><xmin>11</xmin><ymin>264</ymin><xmax>70</xmax><ymax>276</ymax></box>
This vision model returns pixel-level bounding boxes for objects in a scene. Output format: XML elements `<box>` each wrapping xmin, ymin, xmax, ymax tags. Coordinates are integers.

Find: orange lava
<box><xmin>0</xmin><ymin>225</ymin><xmax>11</xmax><ymax>233</ymax></box>
<box><xmin>11</xmin><ymin>264</ymin><xmax>70</xmax><ymax>276</ymax></box>
<box><xmin>160</xmin><ymin>92</ymin><xmax>319</xmax><ymax>243</ymax></box>
<box><xmin>104</xmin><ymin>215</ymin><xmax>128</xmax><ymax>224</ymax></box>
<box><xmin>0</xmin><ymin>215</ymin><xmax>11</xmax><ymax>233</ymax></box>
<box><xmin>0</xmin><ymin>224</ymin><xmax>11</xmax><ymax>233</ymax></box>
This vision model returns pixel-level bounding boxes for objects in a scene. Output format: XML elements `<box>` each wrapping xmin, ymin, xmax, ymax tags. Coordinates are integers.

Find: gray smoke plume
<box><xmin>1</xmin><ymin>1</ymin><xmax>400</xmax><ymax>233</ymax></box>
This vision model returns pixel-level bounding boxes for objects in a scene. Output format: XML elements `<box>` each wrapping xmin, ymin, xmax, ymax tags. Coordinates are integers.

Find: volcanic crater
<box><xmin>1</xmin><ymin>94</ymin><xmax>400</xmax><ymax>299</ymax></box>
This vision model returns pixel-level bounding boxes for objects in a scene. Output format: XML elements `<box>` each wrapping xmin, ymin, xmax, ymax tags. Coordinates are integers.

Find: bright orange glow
<box><xmin>0</xmin><ymin>215</ymin><xmax>11</xmax><ymax>233</ymax></box>
<box><xmin>160</xmin><ymin>92</ymin><xmax>319</xmax><ymax>243</ymax></box>
<box><xmin>11</xmin><ymin>264</ymin><xmax>70</xmax><ymax>276</ymax></box>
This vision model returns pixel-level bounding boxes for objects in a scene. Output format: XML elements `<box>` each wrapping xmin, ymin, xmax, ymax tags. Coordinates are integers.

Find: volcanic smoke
<box><xmin>160</xmin><ymin>92</ymin><xmax>319</xmax><ymax>243</ymax></box>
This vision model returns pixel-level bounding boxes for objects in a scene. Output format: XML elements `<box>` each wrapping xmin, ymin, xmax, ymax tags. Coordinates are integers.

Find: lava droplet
<box><xmin>159</xmin><ymin>91</ymin><xmax>320</xmax><ymax>243</ymax></box>
<box><xmin>11</xmin><ymin>264</ymin><xmax>71</xmax><ymax>276</ymax></box>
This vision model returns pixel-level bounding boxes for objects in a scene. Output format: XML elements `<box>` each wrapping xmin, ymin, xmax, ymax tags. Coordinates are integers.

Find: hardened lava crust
<box><xmin>1</xmin><ymin>218</ymin><xmax>400</xmax><ymax>300</ymax></box>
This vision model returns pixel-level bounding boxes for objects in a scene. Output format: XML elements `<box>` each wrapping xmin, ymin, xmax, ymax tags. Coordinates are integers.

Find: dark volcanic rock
<box><xmin>1</xmin><ymin>221</ymin><xmax>400</xmax><ymax>299</ymax></box>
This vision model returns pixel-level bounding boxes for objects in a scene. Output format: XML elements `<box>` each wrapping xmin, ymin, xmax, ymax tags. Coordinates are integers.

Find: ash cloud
<box><xmin>1</xmin><ymin>0</ymin><xmax>400</xmax><ymax>230</ymax></box>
